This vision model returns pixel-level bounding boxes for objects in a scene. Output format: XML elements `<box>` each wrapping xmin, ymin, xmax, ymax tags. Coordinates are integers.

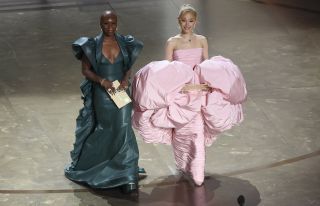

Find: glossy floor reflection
<box><xmin>0</xmin><ymin>0</ymin><xmax>320</xmax><ymax>205</ymax></box>
<box><xmin>74</xmin><ymin>174</ymin><xmax>261</xmax><ymax>206</ymax></box>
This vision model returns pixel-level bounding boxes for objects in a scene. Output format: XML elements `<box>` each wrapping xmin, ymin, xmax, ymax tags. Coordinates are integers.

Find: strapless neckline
<box><xmin>173</xmin><ymin>48</ymin><xmax>203</xmax><ymax>67</ymax></box>
<box><xmin>174</xmin><ymin>48</ymin><xmax>203</xmax><ymax>52</ymax></box>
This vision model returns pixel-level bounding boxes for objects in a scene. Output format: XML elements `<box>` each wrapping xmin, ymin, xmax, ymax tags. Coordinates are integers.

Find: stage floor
<box><xmin>0</xmin><ymin>0</ymin><xmax>319</xmax><ymax>205</ymax></box>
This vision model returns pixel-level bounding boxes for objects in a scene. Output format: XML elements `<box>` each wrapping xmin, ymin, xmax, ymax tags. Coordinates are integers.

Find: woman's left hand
<box><xmin>119</xmin><ymin>80</ymin><xmax>129</xmax><ymax>90</ymax></box>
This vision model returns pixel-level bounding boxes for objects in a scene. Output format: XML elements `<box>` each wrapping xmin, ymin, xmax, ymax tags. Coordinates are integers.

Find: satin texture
<box><xmin>65</xmin><ymin>34</ymin><xmax>143</xmax><ymax>189</ymax></box>
<box><xmin>132</xmin><ymin>48</ymin><xmax>247</xmax><ymax>185</ymax></box>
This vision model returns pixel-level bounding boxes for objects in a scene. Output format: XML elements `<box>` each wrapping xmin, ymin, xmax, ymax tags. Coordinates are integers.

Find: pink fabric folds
<box><xmin>196</xmin><ymin>56</ymin><xmax>247</xmax><ymax>104</ymax></box>
<box><xmin>132</xmin><ymin>56</ymin><xmax>247</xmax><ymax>146</ymax></box>
<box><xmin>173</xmin><ymin>48</ymin><xmax>203</xmax><ymax>67</ymax></box>
<box><xmin>132</xmin><ymin>60</ymin><xmax>202</xmax><ymax>144</ymax></box>
<box><xmin>195</xmin><ymin>56</ymin><xmax>247</xmax><ymax>146</ymax></box>
<box><xmin>132</xmin><ymin>49</ymin><xmax>247</xmax><ymax>186</ymax></box>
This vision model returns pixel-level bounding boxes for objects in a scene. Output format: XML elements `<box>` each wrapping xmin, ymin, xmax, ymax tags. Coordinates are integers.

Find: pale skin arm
<box><xmin>165</xmin><ymin>38</ymin><xmax>176</xmax><ymax>61</ymax></box>
<box><xmin>201</xmin><ymin>37</ymin><xmax>215</xmax><ymax>92</ymax></box>
<box><xmin>81</xmin><ymin>55</ymin><xmax>114</xmax><ymax>91</ymax></box>
<box><xmin>201</xmin><ymin>36</ymin><xmax>209</xmax><ymax>60</ymax></box>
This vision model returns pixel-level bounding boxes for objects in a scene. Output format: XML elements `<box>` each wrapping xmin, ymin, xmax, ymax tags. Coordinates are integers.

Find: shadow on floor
<box><xmin>73</xmin><ymin>174</ymin><xmax>261</xmax><ymax>206</ymax></box>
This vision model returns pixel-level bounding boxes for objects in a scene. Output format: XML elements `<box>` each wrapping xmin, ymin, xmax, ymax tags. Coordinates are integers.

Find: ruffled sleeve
<box><xmin>115</xmin><ymin>34</ymin><xmax>143</xmax><ymax>72</ymax></box>
<box><xmin>124</xmin><ymin>35</ymin><xmax>143</xmax><ymax>69</ymax></box>
<box><xmin>72</xmin><ymin>37</ymin><xmax>96</xmax><ymax>61</ymax></box>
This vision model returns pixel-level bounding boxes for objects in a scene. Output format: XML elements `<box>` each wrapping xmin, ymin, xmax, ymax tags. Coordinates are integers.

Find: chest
<box><xmin>102</xmin><ymin>41</ymin><xmax>120</xmax><ymax>63</ymax></box>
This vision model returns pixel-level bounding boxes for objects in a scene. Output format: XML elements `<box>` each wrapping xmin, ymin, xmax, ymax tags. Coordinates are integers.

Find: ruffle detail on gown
<box><xmin>132</xmin><ymin>56</ymin><xmax>247</xmax><ymax>146</ymax></box>
<box><xmin>196</xmin><ymin>56</ymin><xmax>247</xmax><ymax>104</ymax></box>
<box><xmin>132</xmin><ymin>60</ymin><xmax>202</xmax><ymax>144</ymax></box>
<box><xmin>196</xmin><ymin>56</ymin><xmax>247</xmax><ymax>146</ymax></box>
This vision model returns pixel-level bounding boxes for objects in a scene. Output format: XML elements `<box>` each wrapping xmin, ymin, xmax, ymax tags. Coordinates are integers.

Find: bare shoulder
<box><xmin>166</xmin><ymin>35</ymin><xmax>180</xmax><ymax>48</ymax></box>
<box><xmin>194</xmin><ymin>34</ymin><xmax>208</xmax><ymax>48</ymax></box>
<box><xmin>167</xmin><ymin>35</ymin><xmax>181</xmax><ymax>43</ymax></box>
<box><xmin>195</xmin><ymin>34</ymin><xmax>207</xmax><ymax>42</ymax></box>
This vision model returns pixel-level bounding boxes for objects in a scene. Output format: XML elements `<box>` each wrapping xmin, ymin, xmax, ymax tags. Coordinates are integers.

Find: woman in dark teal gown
<box><xmin>64</xmin><ymin>10</ymin><xmax>143</xmax><ymax>193</ymax></box>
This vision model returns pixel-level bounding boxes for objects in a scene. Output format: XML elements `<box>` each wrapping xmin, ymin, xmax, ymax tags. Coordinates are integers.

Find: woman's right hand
<box><xmin>100</xmin><ymin>79</ymin><xmax>115</xmax><ymax>92</ymax></box>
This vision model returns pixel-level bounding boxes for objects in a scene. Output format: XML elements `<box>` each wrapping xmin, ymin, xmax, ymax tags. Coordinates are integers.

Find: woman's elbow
<box><xmin>81</xmin><ymin>68</ymin><xmax>90</xmax><ymax>77</ymax></box>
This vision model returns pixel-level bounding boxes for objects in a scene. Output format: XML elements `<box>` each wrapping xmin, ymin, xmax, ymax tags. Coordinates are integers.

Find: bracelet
<box><xmin>100</xmin><ymin>78</ymin><xmax>106</xmax><ymax>86</ymax></box>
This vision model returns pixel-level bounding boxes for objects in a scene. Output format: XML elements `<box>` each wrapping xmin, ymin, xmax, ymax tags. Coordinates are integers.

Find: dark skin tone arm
<box><xmin>120</xmin><ymin>69</ymin><xmax>131</xmax><ymax>88</ymax></box>
<box><xmin>81</xmin><ymin>55</ymin><xmax>115</xmax><ymax>91</ymax></box>
<box><xmin>81</xmin><ymin>54</ymin><xmax>131</xmax><ymax>91</ymax></box>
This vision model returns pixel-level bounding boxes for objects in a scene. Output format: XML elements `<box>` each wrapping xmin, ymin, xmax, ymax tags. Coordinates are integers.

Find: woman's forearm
<box><xmin>122</xmin><ymin>70</ymin><xmax>132</xmax><ymax>82</ymax></box>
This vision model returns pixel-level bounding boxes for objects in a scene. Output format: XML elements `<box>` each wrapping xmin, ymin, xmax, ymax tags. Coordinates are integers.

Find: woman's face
<box><xmin>179</xmin><ymin>12</ymin><xmax>196</xmax><ymax>34</ymax></box>
<box><xmin>100</xmin><ymin>14</ymin><xmax>117</xmax><ymax>36</ymax></box>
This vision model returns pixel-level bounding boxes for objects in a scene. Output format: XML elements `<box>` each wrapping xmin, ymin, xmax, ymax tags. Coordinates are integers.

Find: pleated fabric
<box><xmin>132</xmin><ymin>48</ymin><xmax>247</xmax><ymax>185</ymax></box>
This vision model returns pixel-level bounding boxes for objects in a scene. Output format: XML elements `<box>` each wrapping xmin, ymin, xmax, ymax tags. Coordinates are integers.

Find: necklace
<box><xmin>181</xmin><ymin>34</ymin><xmax>193</xmax><ymax>43</ymax></box>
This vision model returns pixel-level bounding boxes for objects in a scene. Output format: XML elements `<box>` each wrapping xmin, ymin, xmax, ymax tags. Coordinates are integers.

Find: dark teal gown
<box><xmin>65</xmin><ymin>33</ymin><xmax>142</xmax><ymax>189</ymax></box>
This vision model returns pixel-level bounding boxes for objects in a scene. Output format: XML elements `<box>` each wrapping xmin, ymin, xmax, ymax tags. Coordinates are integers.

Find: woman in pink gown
<box><xmin>132</xmin><ymin>4</ymin><xmax>247</xmax><ymax>186</ymax></box>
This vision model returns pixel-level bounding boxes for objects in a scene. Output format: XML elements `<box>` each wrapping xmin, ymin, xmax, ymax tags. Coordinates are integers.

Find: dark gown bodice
<box><xmin>99</xmin><ymin>53</ymin><xmax>124</xmax><ymax>80</ymax></box>
<box><xmin>94</xmin><ymin>53</ymin><xmax>126</xmax><ymax>109</ymax></box>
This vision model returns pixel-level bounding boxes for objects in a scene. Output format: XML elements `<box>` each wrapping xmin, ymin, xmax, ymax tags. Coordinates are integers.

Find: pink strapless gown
<box><xmin>132</xmin><ymin>48</ymin><xmax>247</xmax><ymax>185</ymax></box>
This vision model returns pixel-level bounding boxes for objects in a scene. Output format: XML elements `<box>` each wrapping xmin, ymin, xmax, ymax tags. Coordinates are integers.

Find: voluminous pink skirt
<box><xmin>132</xmin><ymin>56</ymin><xmax>247</xmax><ymax>185</ymax></box>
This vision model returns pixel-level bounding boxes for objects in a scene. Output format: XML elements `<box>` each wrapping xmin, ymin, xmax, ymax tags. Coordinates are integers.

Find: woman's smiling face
<box><xmin>178</xmin><ymin>12</ymin><xmax>196</xmax><ymax>34</ymax></box>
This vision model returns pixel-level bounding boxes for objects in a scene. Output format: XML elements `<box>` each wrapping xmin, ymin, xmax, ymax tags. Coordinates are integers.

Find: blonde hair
<box><xmin>178</xmin><ymin>4</ymin><xmax>197</xmax><ymax>20</ymax></box>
